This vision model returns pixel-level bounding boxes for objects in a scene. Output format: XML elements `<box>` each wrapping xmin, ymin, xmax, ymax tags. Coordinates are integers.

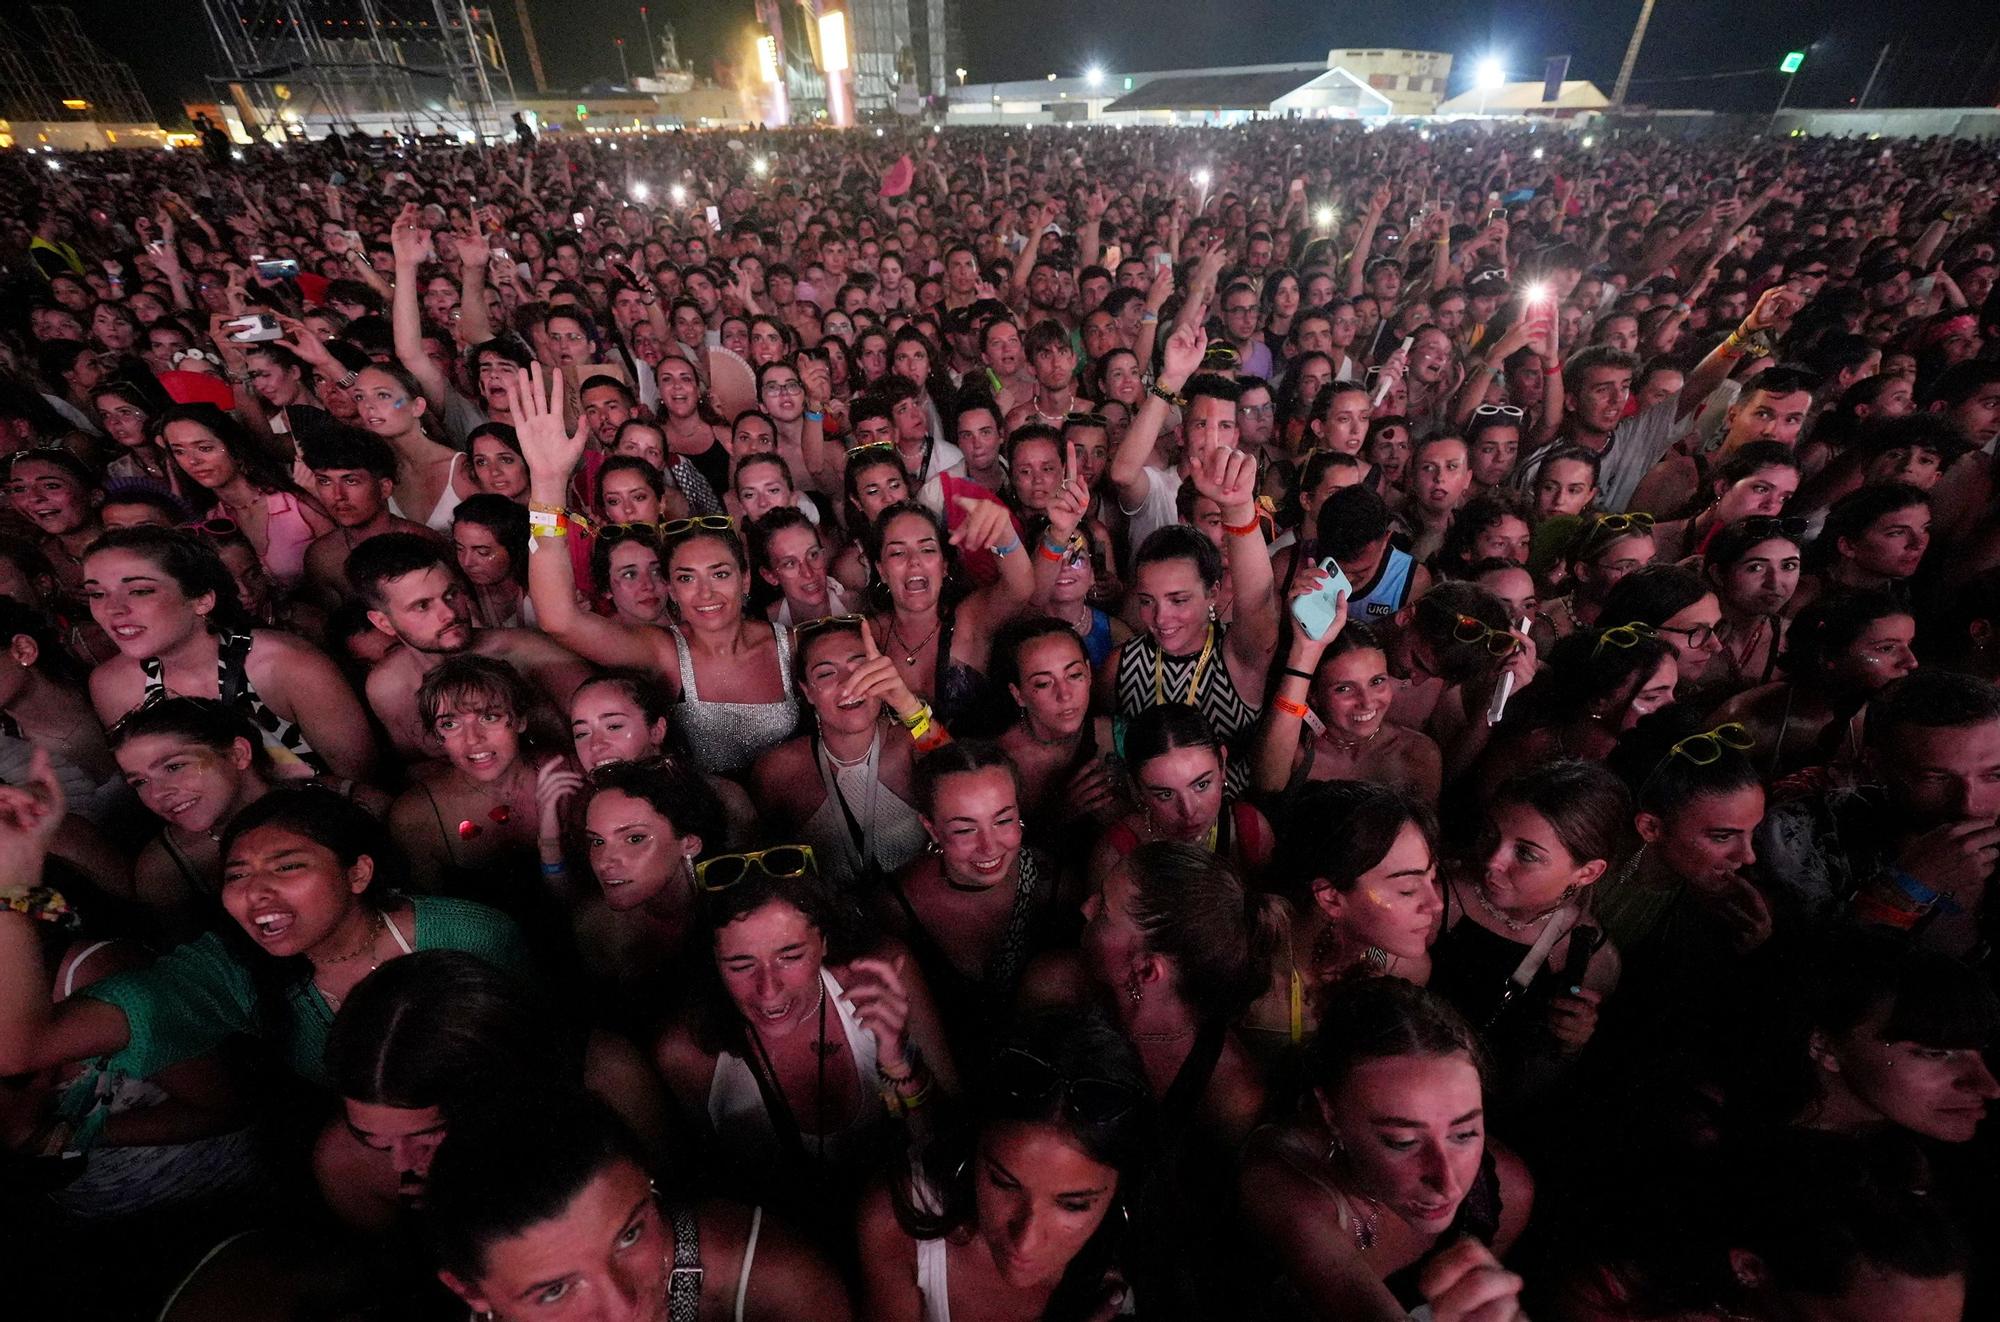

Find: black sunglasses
<box><xmin>991</xmin><ymin>1047</ymin><xmax>1141</xmax><ymax>1125</ymax></box>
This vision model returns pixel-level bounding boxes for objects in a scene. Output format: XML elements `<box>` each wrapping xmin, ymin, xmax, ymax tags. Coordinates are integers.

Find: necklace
<box><xmin>822</xmin><ymin>737</ymin><xmax>871</xmax><ymax>768</ymax></box>
<box><xmin>1348</xmin><ymin>1191</ymin><xmax>1385</xmax><ymax>1251</ymax></box>
<box><xmin>1133</xmin><ymin>1025</ymin><xmax>1196</xmax><ymax>1043</ymax></box>
<box><xmin>1471</xmin><ymin>881</ymin><xmax>1568</xmax><ymax>933</ymax></box>
<box><xmin>317</xmin><ymin>908</ymin><xmax>385</xmax><ymax>967</ymax></box>
<box><xmin>1321</xmin><ymin>723</ymin><xmax>1382</xmax><ymax>756</ymax></box>
<box><xmin>889</xmin><ymin>615</ymin><xmax>941</xmax><ymax>666</ymax></box>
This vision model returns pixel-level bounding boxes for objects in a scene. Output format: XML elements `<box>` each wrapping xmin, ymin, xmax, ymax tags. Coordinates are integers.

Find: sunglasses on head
<box><xmin>845</xmin><ymin>441</ymin><xmax>897</xmax><ymax>460</ymax></box>
<box><xmin>1592</xmin><ymin>620</ymin><xmax>1658</xmax><ymax>658</ymax></box>
<box><xmin>660</xmin><ymin>515</ymin><xmax>735</xmax><ymax>539</ymax></box>
<box><xmin>1590</xmin><ymin>511</ymin><xmax>1655</xmax><ymax>536</ymax></box>
<box><xmin>692</xmin><ymin>844</ymin><xmax>817</xmax><ymax>891</ymax></box>
<box><xmin>1450</xmin><ymin>613</ymin><xmax>1522</xmax><ymax>657</ymax></box>
<box><xmin>1667</xmin><ymin>721</ymin><xmax>1755</xmax><ymax>767</ymax></box>
<box><xmin>595</xmin><ymin>520</ymin><xmax>659</xmax><ymax>544</ymax></box>
<box><xmin>1474</xmin><ymin>404</ymin><xmax>1526</xmax><ymax>420</ymax></box>
<box><xmin>792</xmin><ymin>612</ymin><xmax>868</xmax><ymax>644</ymax></box>
<box><xmin>1733</xmin><ymin>515</ymin><xmax>1808</xmax><ymax>542</ymax></box>
<box><xmin>990</xmin><ymin>1047</ymin><xmax>1141</xmax><ymax>1125</ymax></box>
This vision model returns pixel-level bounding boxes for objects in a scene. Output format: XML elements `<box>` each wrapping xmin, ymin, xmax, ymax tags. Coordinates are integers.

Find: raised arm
<box><xmin>1345</xmin><ymin>185</ymin><xmax>1390</xmax><ymax>298</ymax></box>
<box><xmin>389</xmin><ymin>203</ymin><xmax>452</xmax><ymax>412</ymax></box>
<box><xmin>509</xmin><ymin>364</ymin><xmax>674</xmax><ymax>674</ymax></box>
<box><xmin>1676</xmin><ymin>284</ymin><xmax>1801</xmax><ymax>422</ymax></box>
<box><xmin>0</xmin><ymin>750</ymin><xmax>134</xmax><ymax>1075</ymax></box>
<box><xmin>1198</xmin><ymin>446</ymin><xmax>1280</xmax><ymax>678</ymax></box>
<box><xmin>452</xmin><ymin>223</ymin><xmax>496</xmax><ymax>348</ymax></box>
<box><xmin>1109</xmin><ymin>322</ymin><xmax>1204</xmax><ymax>512</ymax></box>
<box><xmin>956</xmin><ymin>496</ymin><xmax>1035</xmax><ymax>634</ymax></box>
<box><xmin>1253</xmin><ymin>574</ymin><xmax>1345</xmax><ymax>795</ymax></box>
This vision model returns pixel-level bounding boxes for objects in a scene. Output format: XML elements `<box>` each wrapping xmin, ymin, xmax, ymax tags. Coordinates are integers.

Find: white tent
<box><xmin>1435</xmin><ymin>79</ymin><xmax>1610</xmax><ymax>116</ymax></box>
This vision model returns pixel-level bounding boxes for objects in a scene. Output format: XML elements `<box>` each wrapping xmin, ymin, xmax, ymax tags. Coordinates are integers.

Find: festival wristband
<box><xmin>1273</xmin><ymin>697</ymin><xmax>1311</xmax><ymax>720</ymax></box>
<box><xmin>1223</xmin><ymin>515</ymin><xmax>1262</xmax><ymax>537</ymax></box>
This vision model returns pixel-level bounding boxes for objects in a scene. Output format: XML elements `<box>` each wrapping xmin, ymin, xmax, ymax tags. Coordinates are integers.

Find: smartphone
<box><xmin>342</xmin><ymin>229</ymin><xmax>362</xmax><ymax>247</ymax></box>
<box><xmin>1485</xmin><ymin>614</ymin><xmax>1533</xmax><ymax>725</ymax></box>
<box><xmin>1488</xmin><ymin>207</ymin><xmax>1507</xmax><ymax>222</ymax></box>
<box><xmin>255</xmin><ymin>258</ymin><xmax>299</xmax><ymax>281</ymax></box>
<box><xmin>571</xmin><ymin>211</ymin><xmax>587</xmax><ymax>230</ymax></box>
<box><xmin>1102</xmin><ymin>244</ymin><xmax>1123</xmax><ymax>270</ymax></box>
<box><xmin>224</xmin><ymin>313</ymin><xmax>284</xmax><ymax>343</ymax></box>
<box><xmin>705</xmin><ymin>205</ymin><xmax>721</xmax><ymax>233</ymax></box>
<box><xmin>1560</xmin><ymin>924</ymin><xmax>1600</xmax><ymax>994</ymax></box>
<box><xmin>145</xmin><ymin>240</ymin><xmax>166</xmax><ymax>257</ymax></box>
<box><xmin>1291</xmin><ymin>557</ymin><xmax>1354</xmax><ymax>641</ymax></box>
<box><xmin>491</xmin><ymin>248</ymin><xmax>511</xmax><ymax>265</ymax></box>
<box><xmin>1373</xmin><ymin>337</ymin><xmax>1414</xmax><ymax>405</ymax></box>
<box><xmin>1151</xmin><ymin>251</ymin><xmax>1171</xmax><ymax>273</ymax></box>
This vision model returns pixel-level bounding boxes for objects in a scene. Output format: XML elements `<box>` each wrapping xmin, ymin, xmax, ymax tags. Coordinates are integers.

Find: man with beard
<box><xmin>349</xmin><ymin>533</ymin><xmax>589</xmax><ymax>757</ymax></box>
<box><xmin>301</xmin><ymin>428</ymin><xmax>438</xmax><ymax>598</ymax></box>
<box><xmin>1758</xmin><ymin>670</ymin><xmax>2000</xmax><ymax>961</ymax></box>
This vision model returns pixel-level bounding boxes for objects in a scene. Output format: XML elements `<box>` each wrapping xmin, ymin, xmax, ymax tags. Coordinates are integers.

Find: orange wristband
<box><xmin>1273</xmin><ymin>697</ymin><xmax>1310</xmax><ymax>719</ymax></box>
<box><xmin>1223</xmin><ymin>515</ymin><xmax>1262</xmax><ymax>537</ymax></box>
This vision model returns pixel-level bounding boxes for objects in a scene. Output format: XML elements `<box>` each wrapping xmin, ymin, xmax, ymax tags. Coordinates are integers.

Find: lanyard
<box><xmin>1152</xmin><ymin>625</ymin><xmax>1217</xmax><ymax>708</ymax></box>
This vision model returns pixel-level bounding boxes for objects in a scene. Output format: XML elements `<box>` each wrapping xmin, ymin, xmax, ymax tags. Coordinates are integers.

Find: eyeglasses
<box><xmin>762</xmin><ymin>380</ymin><xmax>806</xmax><ymax>395</ymax></box>
<box><xmin>693</xmin><ymin>844</ymin><xmax>817</xmax><ymax>891</ymax></box>
<box><xmin>1239</xmin><ymin>402</ymin><xmax>1276</xmax><ymax>418</ymax></box>
<box><xmin>1667</xmin><ymin>721</ymin><xmax>1755</xmax><ymax>767</ymax></box>
<box><xmin>792</xmin><ymin>612</ymin><xmax>868</xmax><ymax>643</ymax></box>
<box><xmin>1655</xmin><ymin>621</ymin><xmax>1721</xmax><ymax>650</ymax></box>
<box><xmin>1474</xmin><ymin>404</ymin><xmax>1526</xmax><ymax>420</ymax></box>
<box><xmin>1592</xmin><ymin>621</ymin><xmax>1658</xmax><ymax>658</ymax></box>
<box><xmin>990</xmin><ymin>1047</ymin><xmax>1141</xmax><ymax>1125</ymax></box>
<box><xmin>659</xmin><ymin>515</ymin><xmax>735</xmax><ymax>538</ymax></box>
<box><xmin>1450</xmin><ymin>613</ymin><xmax>1522</xmax><ymax>657</ymax></box>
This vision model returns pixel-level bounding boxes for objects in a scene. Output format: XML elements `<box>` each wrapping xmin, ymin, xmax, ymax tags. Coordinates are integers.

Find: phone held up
<box><xmin>1290</xmin><ymin>557</ymin><xmax>1354</xmax><ymax>641</ymax></box>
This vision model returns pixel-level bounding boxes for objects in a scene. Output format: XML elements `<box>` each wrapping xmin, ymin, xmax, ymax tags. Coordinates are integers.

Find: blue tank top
<box><xmin>1080</xmin><ymin>608</ymin><xmax>1115</xmax><ymax>669</ymax></box>
<box><xmin>1349</xmin><ymin>547</ymin><xmax>1415</xmax><ymax>620</ymax></box>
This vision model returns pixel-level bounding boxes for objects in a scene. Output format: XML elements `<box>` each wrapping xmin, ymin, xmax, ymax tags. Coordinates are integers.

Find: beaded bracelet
<box><xmin>2</xmin><ymin>886</ymin><xmax>80</xmax><ymax>930</ymax></box>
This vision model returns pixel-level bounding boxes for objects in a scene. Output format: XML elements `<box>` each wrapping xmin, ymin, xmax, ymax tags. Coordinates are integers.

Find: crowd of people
<box><xmin>0</xmin><ymin>114</ymin><xmax>1998</xmax><ymax>1321</ymax></box>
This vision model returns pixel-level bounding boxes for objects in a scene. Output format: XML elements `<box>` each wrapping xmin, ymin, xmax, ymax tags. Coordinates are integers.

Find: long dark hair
<box><xmin>1121</xmin><ymin>841</ymin><xmax>1285</xmax><ymax>1024</ymax></box>
<box><xmin>327</xmin><ymin>950</ymin><xmax>575</xmax><ymax>1110</ymax></box>
<box><xmin>216</xmin><ymin>786</ymin><xmax>404</xmax><ymax>1037</ymax></box>
<box><xmin>898</xmin><ymin>1009</ymin><xmax>1157</xmax><ymax>1322</ymax></box>
<box><xmin>85</xmin><ymin>525</ymin><xmax>254</xmax><ymax>634</ymax></box>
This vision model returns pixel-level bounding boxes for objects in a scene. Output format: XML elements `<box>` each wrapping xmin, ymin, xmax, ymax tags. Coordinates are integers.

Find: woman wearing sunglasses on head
<box><xmin>1240</xmin><ymin>980</ymin><xmax>1531</xmax><ymax>1322</ymax></box>
<box><xmin>1591</xmin><ymin>709</ymin><xmax>1772</xmax><ymax>1038</ymax></box>
<box><xmin>1531</xmin><ymin>512</ymin><xmax>1658</xmax><ymax>650</ymax></box>
<box><xmin>857</xmin><ymin>1009</ymin><xmax>1154</xmax><ymax>1322</ymax></box>
<box><xmin>749</xmin><ymin>616</ymin><xmax>937</xmax><ymax>896</ymax></box>
<box><xmin>427</xmin><ymin>1089</ymin><xmax>853</xmax><ymax>1322</ymax></box>
<box><xmin>85</xmin><ymin>526</ymin><xmax>374</xmax><ymax>782</ymax></box>
<box><xmin>1646</xmin><ymin>441</ymin><xmax>1800</xmax><ymax>564</ymax></box>
<box><xmin>159</xmin><ymin>404</ymin><xmax>334</xmax><ymax>590</ymax></box>
<box><xmin>512</xmin><ymin>366</ymin><xmax>798</xmax><ymax>778</ymax></box>
<box><xmin>655</xmin><ymin>842</ymin><xmax>956</xmax><ymax>1226</ymax></box>
<box><xmin>1707</xmin><ymin>588</ymin><xmax>1916</xmax><ymax>781</ymax></box>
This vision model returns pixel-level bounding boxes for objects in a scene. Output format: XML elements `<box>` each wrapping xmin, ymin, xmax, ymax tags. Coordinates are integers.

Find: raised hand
<box><xmin>1044</xmin><ymin>441</ymin><xmax>1091</xmax><ymax>543</ymax></box>
<box><xmin>836</xmin><ymin>619</ymin><xmax>923</xmax><ymax>721</ymax></box>
<box><xmin>1741</xmin><ymin>284</ymin><xmax>1801</xmax><ymax>334</ymax></box>
<box><xmin>841</xmin><ymin>955</ymin><xmax>915</xmax><ymax>1071</ymax></box>
<box><xmin>1191</xmin><ymin>445</ymin><xmax>1258</xmax><ymax>524</ymax></box>
<box><xmin>949</xmin><ymin>494</ymin><xmax>1016</xmax><ymax>556</ymax></box>
<box><xmin>535</xmin><ymin>758</ymin><xmax>583</xmax><ymax>846</ymax></box>
<box><xmin>503</xmin><ymin>361</ymin><xmax>589</xmax><ymax>495</ymax></box>
<box><xmin>389</xmin><ymin>202</ymin><xmax>432</xmax><ymax>268</ymax></box>
<box><xmin>275</xmin><ymin>313</ymin><xmax>336</xmax><ymax>370</ymax></box>
<box><xmin>1160</xmin><ymin>321</ymin><xmax>1207</xmax><ymax>386</ymax></box>
<box><xmin>0</xmin><ymin>747</ymin><xmax>67</xmax><ymax>896</ymax></box>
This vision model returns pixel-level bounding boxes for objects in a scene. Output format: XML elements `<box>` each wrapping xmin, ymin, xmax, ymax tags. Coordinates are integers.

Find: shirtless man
<box><xmin>347</xmin><ymin>533</ymin><xmax>592</xmax><ymax>757</ymax></box>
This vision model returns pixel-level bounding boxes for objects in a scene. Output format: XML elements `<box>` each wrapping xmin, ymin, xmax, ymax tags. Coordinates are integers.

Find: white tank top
<box><xmin>706</xmin><ymin>966</ymin><xmax>881</xmax><ymax>1174</ymax></box>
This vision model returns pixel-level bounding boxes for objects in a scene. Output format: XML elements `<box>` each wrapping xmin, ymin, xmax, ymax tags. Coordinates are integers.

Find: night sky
<box><xmin>34</xmin><ymin>0</ymin><xmax>2000</xmax><ymax>124</ymax></box>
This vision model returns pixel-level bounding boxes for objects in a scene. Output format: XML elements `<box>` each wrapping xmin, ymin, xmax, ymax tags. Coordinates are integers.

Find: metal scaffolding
<box><xmin>0</xmin><ymin>5</ymin><xmax>154</xmax><ymax>123</ymax></box>
<box><xmin>196</xmin><ymin>0</ymin><xmax>518</xmax><ymax>143</ymax></box>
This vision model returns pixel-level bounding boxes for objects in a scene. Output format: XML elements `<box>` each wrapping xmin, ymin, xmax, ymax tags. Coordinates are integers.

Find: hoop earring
<box><xmin>925</xmin><ymin>837</ymin><xmax>942</xmax><ymax>857</ymax></box>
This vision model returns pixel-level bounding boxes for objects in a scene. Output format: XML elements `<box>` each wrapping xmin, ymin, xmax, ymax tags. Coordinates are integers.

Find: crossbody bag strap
<box><xmin>667</xmin><ymin>1202</ymin><xmax>704</xmax><ymax>1322</ymax></box>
